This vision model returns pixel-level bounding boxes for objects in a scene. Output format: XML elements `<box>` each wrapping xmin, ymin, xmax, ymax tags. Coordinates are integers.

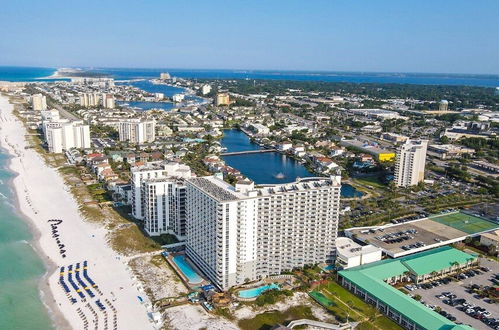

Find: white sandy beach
<box><xmin>0</xmin><ymin>95</ymin><xmax>153</xmax><ymax>330</ymax></box>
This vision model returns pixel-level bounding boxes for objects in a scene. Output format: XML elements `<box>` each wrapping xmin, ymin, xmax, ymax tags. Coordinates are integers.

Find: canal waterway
<box><xmin>220</xmin><ymin>129</ymin><xmax>363</xmax><ymax>197</ymax></box>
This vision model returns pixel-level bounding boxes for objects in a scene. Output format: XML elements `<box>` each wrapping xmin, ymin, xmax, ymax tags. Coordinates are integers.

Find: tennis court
<box><xmin>430</xmin><ymin>212</ymin><xmax>498</xmax><ymax>234</ymax></box>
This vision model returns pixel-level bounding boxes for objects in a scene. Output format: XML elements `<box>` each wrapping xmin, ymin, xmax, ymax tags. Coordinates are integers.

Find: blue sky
<box><xmin>1</xmin><ymin>0</ymin><xmax>498</xmax><ymax>73</ymax></box>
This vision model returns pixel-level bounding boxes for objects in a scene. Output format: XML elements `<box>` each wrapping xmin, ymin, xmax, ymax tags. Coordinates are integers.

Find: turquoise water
<box><xmin>0</xmin><ymin>66</ymin><xmax>55</xmax><ymax>82</ymax></box>
<box><xmin>238</xmin><ymin>283</ymin><xmax>279</xmax><ymax>299</ymax></box>
<box><xmin>0</xmin><ymin>151</ymin><xmax>54</xmax><ymax>330</ymax></box>
<box><xmin>172</xmin><ymin>255</ymin><xmax>203</xmax><ymax>284</ymax></box>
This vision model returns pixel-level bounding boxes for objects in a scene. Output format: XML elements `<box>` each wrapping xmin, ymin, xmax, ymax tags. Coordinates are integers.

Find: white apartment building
<box><xmin>44</xmin><ymin>121</ymin><xmax>91</xmax><ymax>153</ymax></box>
<box><xmin>201</xmin><ymin>84</ymin><xmax>212</xmax><ymax>95</ymax></box>
<box><xmin>101</xmin><ymin>93</ymin><xmax>115</xmax><ymax>109</ymax></box>
<box><xmin>186</xmin><ymin>175</ymin><xmax>342</xmax><ymax>290</ymax></box>
<box><xmin>160</xmin><ymin>72</ymin><xmax>171</xmax><ymax>80</ymax></box>
<box><xmin>394</xmin><ymin>139</ymin><xmax>428</xmax><ymax>187</ymax></box>
<box><xmin>172</xmin><ymin>94</ymin><xmax>185</xmax><ymax>103</ymax></box>
<box><xmin>116</xmin><ymin>119</ymin><xmax>156</xmax><ymax>144</ymax></box>
<box><xmin>131</xmin><ymin>162</ymin><xmax>192</xmax><ymax>238</ymax></box>
<box><xmin>80</xmin><ymin>93</ymin><xmax>101</xmax><ymax>107</ymax></box>
<box><xmin>32</xmin><ymin>94</ymin><xmax>47</xmax><ymax>111</ymax></box>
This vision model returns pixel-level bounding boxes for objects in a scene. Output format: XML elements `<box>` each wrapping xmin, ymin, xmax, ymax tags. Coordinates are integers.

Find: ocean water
<box><xmin>0</xmin><ymin>66</ymin><xmax>55</xmax><ymax>82</ymax></box>
<box><xmin>98</xmin><ymin>68</ymin><xmax>499</xmax><ymax>87</ymax></box>
<box><xmin>1</xmin><ymin>66</ymin><xmax>499</xmax><ymax>87</ymax></box>
<box><xmin>0</xmin><ymin>151</ymin><xmax>54</xmax><ymax>330</ymax></box>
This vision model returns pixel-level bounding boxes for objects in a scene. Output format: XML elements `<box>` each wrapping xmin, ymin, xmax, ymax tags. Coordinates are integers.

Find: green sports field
<box><xmin>430</xmin><ymin>212</ymin><xmax>498</xmax><ymax>234</ymax></box>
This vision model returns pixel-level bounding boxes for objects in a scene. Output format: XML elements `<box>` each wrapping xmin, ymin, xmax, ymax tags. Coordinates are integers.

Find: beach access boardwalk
<box><xmin>221</xmin><ymin>149</ymin><xmax>277</xmax><ymax>156</ymax></box>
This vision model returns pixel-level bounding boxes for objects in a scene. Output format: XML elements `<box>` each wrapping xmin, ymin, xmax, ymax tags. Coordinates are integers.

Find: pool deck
<box><xmin>163</xmin><ymin>252</ymin><xmax>209</xmax><ymax>289</ymax></box>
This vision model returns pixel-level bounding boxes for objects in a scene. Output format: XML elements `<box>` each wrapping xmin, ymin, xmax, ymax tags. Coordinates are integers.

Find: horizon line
<box><xmin>1</xmin><ymin>65</ymin><xmax>499</xmax><ymax>77</ymax></box>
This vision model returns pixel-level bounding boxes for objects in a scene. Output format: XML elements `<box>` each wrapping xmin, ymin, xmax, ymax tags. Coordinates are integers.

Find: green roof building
<box><xmin>338</xmin><ymin>246</ymin><xmax>477</xmax><ymax>330</ymax></box>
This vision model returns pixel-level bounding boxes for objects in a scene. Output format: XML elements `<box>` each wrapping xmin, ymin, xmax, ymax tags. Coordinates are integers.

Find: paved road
<box><xmin>53</xmin><ymin>104</ymin><xmax>80</xmax><ymax>121</ymax></box>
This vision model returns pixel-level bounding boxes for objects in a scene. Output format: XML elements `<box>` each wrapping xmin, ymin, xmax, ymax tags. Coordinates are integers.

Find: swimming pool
<box><xmin>238</xmin><ymin>283</ymin><xmax>279</xmax><ymax>299</ymax></box>
<box><xmin>172</xmin><ymin>255</ymin><xmax>203</xmax><ymax>284</ymax></box>
<box><xmin>323</xmin><ymin>264</ymin><xmax>335</xmax><ymax>271</ymax></box>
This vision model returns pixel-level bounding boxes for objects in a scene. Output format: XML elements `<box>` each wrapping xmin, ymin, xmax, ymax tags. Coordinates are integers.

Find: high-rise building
<box><xmin>116</xmin><ymin>119</ymin><xmax>156</xmax><ymax>144</ymax></box>
<box><xmin>215</xmin><ymin>92</ymin><xmax>230</xmax><ymax>106</ymax></box>
<box><xmin>80</xmin><ymin>93</ymin><xmax>101</xmax><ymax>107</ymax></box>
<box><xmin>131</xmin><ymin>162</ymin><xmax>192</xmax><ymax>238</ymax></box>
<box><xmin>44</xmin><ymin>120</ymin><xmax>91</xmax><ymax>153</ymax></box>
<box><xmin>201</xmin><ymin>84</ymin><xmax>212</xmax><ymax>95</ymax></box>
<box><xmin>394</xmin><ymin>139</ymin><xmax>428</xmax><ymax>187</ymax></box>
<box><xmin>185</xmin><ymin>175</ymin><xmax>341</xmax><ymax>290</ymax></box>
<box><xmin>32</xmin><ymin>94</ymin><xmax>47</xmax><ymax>111</ymax></box>
<box><xmin>160</xmin><ymin>72</ymin><xmax>171</xmax><ymax>80</ymax></box>
<box><xmin>439</xmin><ymin>100</ymin><xmax>449</xmax><ymax>111</ymax></box>
<box><xmin>101</xmin><ymin>93</ymin><xmax>115</xmax><ymax>109</ymax></box>
<box><xmin>172</xmin><ymin>94</ymin><xmax>185</xmax><ymax>103</ymax></box>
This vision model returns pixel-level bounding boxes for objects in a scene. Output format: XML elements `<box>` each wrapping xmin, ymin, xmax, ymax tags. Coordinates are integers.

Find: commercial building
<box><xmin>427</xmin><ymin>144</ymin><xmax>475</xmax><ymax>160</ymax></box>
<box><xmin>338</xmin><ymin>246</ymin><xmax>476</xmax><ymax>330</ymax></box>
<box><xmin>32</xmin><ymin>93</ymin><xmax>47</xmax><ymax>111</ymax></box>
<box><xmin>381</xmin><ymin>132</ymin><xmax>409</xmax><ymax>144</ymax></box>
<box><xmin>215</xmin><ymin>92</ymin><xmax>230</xmax><ymax>106</ymax></box>
<box><xmin>347</xmin><ymin>108</ymin><xmax>408</xmax><ymax>121</ymax></box>
<box><xmin>335</xmin><ymin>237</ymin><xmax>382</xmax><ymax>269</ymax></box>
<box><xmin>480</xmin><ymin>230</ymin><xmax>499</xmax><ymax>250</ymax></box>
<box><xmin>185</xmin><ymin>175</ymin><xmax>342</xmax><ymax>290</ymax></box>
<box><xmin>131</xmin><ymin>162</ymin><xmax>192</xmax><ymax>238</ymax></box>
<box><xmin>394</xmin><ymin>139</ymin><xmax>428</xmax><ymax>187</ymax></box>
<box><xmin>339</xmin><ymin>139</ymin><xmax>395</xmax><ymax>161</ymax></box>
<box><xmin>441</xmin><ymin>121</ymin><xmax>495</xmax><ymax>140</ymax></box>
<box><xmin>345</xmin><ymin>211</ymin><xmax>499</xmax><ymax>258</ymax></box>
<box><xmin>115</xmin><ymin>119</ymin><xmax>156</xmax><ymax>144</ymax></box>
<box><xmin>469</xmin><ymin>160</ymin><xmax>499</xmax><ymax>178</ymax></box>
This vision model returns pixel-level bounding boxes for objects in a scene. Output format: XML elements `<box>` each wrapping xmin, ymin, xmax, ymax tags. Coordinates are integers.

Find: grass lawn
<box><xmin>354</xmin><ymin>176</ymin><xmax>387</xmax><ymax>189</ymax></box>
<box><xmin>238</xmin><ymin>305</ymin><xmax>316</xmax><ymax>330</ymax></box>
<box><xmin>151</xmin><ymin>233</ymin><xmax>180</xmax><ymax>246</ymax></box>
<box><xmin>430</xmin><ymin>212</ymin><xmax>498</xmax><ymax>234</ymax></box>
<box><xmin>109</xmin><ymin>225</ymin><xmax>161</xmax><ymax>255</ymax></box>
<box><xmin>313</xmin><ymin>281</ymin><xmax>402</xmax><ymax>330</ymax></box>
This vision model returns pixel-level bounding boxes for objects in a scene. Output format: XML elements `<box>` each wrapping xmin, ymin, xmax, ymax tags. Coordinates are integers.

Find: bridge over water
<box><xmin>221</xmin><ymin>149</ymin><xmax>277</xmax><ymax>156</ymax></box>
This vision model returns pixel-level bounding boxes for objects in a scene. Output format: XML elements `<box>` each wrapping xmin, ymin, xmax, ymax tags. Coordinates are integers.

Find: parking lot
<box><xmin>407</xmin><ymin>258</ymin><xmax>499</xmax><ymax>329</ymax></box>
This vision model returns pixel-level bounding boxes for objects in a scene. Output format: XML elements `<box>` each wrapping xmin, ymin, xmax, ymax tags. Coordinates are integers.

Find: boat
<box><xmin>274</xmin><ymin>173</ymin><xmax>285</xmax><ymax>179</ymax></box>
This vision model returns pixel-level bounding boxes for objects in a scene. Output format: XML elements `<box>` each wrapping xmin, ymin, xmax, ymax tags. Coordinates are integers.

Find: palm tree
<box><xmin>430</xmin><ymin>271</ymin><xmax>438</xmax><ymax>280</ymax></box>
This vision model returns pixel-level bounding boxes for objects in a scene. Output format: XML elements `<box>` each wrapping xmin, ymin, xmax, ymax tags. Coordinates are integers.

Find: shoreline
<box><xmin>0</xmin><ymin>93</ymin><xmax>153</xmax><ymax>329</ymax></box>
<box><xmin>0</xmin><ymin>145</ymin><xmax>70</xmax><ymax>330</ymax></box>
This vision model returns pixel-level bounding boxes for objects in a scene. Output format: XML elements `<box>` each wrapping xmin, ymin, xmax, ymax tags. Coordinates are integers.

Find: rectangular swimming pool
<box><xmin>172</xmin><ymin>255</ymin><xmax>203</xmax><ymax>284</ymax></box>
